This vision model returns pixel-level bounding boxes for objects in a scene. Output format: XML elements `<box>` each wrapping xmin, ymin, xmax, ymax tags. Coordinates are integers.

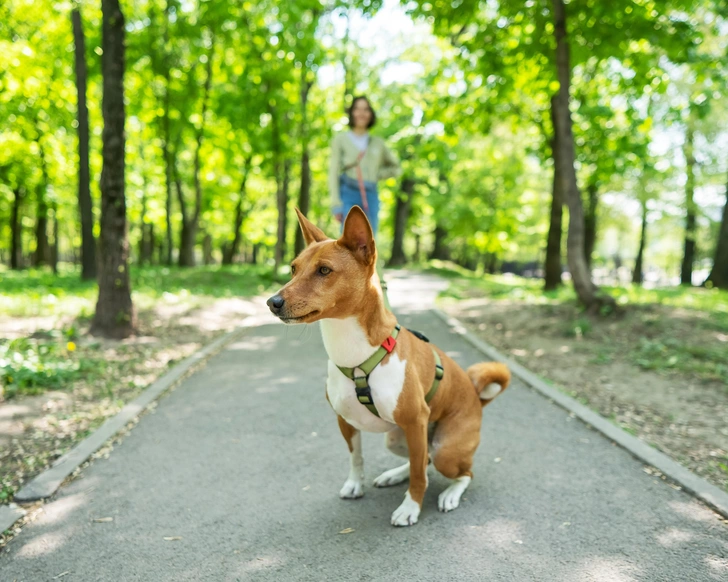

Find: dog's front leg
<box><xmin>337</xmin><ymin>415</ymin><xmax>364</xmax><ymax>499</ymax></box>
<box><xmin>391</xmin><ymin>418</ymin><xmax>428</xmax><ymax>526</ymax></box>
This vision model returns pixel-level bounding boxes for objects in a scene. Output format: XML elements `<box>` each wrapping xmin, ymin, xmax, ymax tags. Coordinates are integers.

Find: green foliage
<box><xmin>0</xmin><ymin>336</ymin><xmax>81</xmax><ymax>399</ymax></box>
<box><xmin>0</xmin><ymin>0</ymin><xmax>726</xmax><ymax>288</ymax></box>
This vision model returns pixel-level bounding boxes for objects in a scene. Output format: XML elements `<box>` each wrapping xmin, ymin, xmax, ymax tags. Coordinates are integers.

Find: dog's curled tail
<box><xmin>466</xmin><ymin>362</ymin><xmax>511</xmax><ymax>408</ymax></box>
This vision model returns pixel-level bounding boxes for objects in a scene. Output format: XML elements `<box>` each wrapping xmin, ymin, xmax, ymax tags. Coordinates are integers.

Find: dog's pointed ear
<box><xmin>338</xmin><ymin>206</ymin><xmax>376</xmax><ymax>265</ymax></box>
<box><xmin>295</xmin><ymin>208</ymin><xmax>328</xmax><ymax>246</ymax></box>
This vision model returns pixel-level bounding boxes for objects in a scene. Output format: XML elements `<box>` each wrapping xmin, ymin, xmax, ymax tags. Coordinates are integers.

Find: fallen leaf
<box><xmin>164</xmin><ymin>536</ymin><xmax>182</xmax><ymax>541</ymax></box>
<box><xmin>53</xmin><ymin>573</ymin><xmax>70</xmax><ymax>580</ymax></box>
<box><xmin>494</xmin><ymin>457</ymin><xmax>501</xmax><ymax>463</ymax></box>
<box><xmin>302</xmin><ymin>485</ymin><xmax>311</xmax><ymax>491</ymax></box>
<box><xmin>338</xmin><ymin>528</ymin><xmax>355</xmax><ymax>534</ymax></box>
<box><xmin>92</xmin><ymin>517</ymin><xmax>113</xmax><ymax>523</ymax></box>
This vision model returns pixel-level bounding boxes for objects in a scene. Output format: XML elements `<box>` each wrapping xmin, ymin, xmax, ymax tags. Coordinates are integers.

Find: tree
<box><xmin>91</xmin><ymin>0</ymin><xmax>135</xmax><ymax>339</ymax></box>
<box><xmin>706</xmin><ymin>173</ymin><xmax>728</xmax><ymax>288</ymax></box>
<box><xmin>681</xmin><ymin>120</ymin><xmax>697</xmax><ymax>285</ymax></box>
<box><xmin>544</xmin><ymin>96</ymin><xmax>563</xmax><ymax>290</ymax></box>
<box><xmin>72</xmin><ymin>7</ymin><xmax>97</xmax><ymax>280</ymax></box>
<box><xmin>550</xmin><ymin>0</ymin><xmax>614</xmax><ymax>311</ymax></box>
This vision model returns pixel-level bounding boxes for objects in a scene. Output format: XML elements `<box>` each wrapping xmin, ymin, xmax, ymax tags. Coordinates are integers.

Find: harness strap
<box><xmin>337</xmin><ymin>324</ymin><xmax>401</xmax><ymax>380</ymax></box>
<box><xmin>336</xmin><ymin>325</ymin><xmax>444</xmax><ymax>418</ymax></box>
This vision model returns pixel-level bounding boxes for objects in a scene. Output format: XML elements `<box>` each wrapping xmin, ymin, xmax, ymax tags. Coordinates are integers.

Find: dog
<box><xmin>267</xmin><ymin>206</ymin><xmax>510</xmax><ymax>526</ymax></box>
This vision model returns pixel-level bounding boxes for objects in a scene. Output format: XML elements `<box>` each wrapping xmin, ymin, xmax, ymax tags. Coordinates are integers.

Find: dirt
<box><xmin>0</xmin><ymin>295</ymin><xmax>269</xmax><ymax>508</ymax></box>
<box><xmin>442</xmin><ymin>297</ymin><xmax>728</xmax><ymax>493</ymax></box>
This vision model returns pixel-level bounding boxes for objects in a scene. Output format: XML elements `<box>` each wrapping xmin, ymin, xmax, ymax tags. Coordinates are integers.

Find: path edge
<box><xmin>1</xmin><ymin>322</ymin><xmax>253</xmax><ymax>533</ymax></box>
<box><xmin>432</xmin><ymin>307</ymin><xmax>728</xmax><ymax>520</ymax></box>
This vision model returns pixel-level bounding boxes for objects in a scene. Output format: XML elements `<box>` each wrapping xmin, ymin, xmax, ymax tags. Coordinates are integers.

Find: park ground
<box><xmin>1</xmin><ymin>262</ymin><xmax>727</xmax><ymax>543</ymax></box>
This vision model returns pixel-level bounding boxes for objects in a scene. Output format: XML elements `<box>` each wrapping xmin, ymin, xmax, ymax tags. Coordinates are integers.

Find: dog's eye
<box><xmin>318</xmin><ymin>266</ymin><xmax>331</xmax><ymax>275</ymax></box>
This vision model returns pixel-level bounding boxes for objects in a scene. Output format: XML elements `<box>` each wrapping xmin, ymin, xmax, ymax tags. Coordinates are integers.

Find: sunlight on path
<box><xmin>385</xmin><ymin>270</ymin><xmax>448</xmax><ymax>313</ymax></box>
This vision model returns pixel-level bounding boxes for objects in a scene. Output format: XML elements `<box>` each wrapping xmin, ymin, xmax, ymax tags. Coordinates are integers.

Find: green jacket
<box><xmin>328</xmin><ymin>132</ymin><xmax>401</xmax><ymax>210</ymax></box>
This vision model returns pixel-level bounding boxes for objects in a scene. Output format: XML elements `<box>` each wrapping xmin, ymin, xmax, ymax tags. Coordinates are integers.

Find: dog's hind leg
<box><xmin>337</xmin><ymin>415</ymin><xmax>364</xmax><ymax>499</ymax></box>
<box><xmin>431</xmin><ymin>412</ymin><xmax>481</xmax><ymax>512</ymax></box>
<box><xmin>373</xmin><ymin>427</ymin><xmax>410</xmax><ymax>487</ymax></box>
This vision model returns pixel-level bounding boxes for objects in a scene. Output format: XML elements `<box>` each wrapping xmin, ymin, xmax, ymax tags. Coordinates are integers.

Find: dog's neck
<box><xmin>319</xmin><ymin>271</ymin><xmax>397</xmax><ymax>368</ymax></box>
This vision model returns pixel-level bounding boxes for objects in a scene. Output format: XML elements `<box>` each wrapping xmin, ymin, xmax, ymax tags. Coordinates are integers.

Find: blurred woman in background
<box><xmin>328</xmin><ymin>96</ymin><xmax>401</xmax><ymax>236</ymax></box>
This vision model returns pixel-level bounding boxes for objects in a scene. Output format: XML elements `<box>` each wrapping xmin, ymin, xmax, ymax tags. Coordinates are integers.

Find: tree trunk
<box><xmin>272</xmin><ymin>107</ymin><xmax>287</xmax><ymax>271</ymax></box>
<box><xmin>706</xmin><ymin>173</ymin><xmax>728</xmax><ymax>289</ymax></box>
<box><xmin>485</xmin><ymin>252</ymin><xmax>498</xmax><ymax>274</ymax></box>
<box><xmin>174</xmin><ymin>162</ymin><xmax>195</xmax><ymax>267</ymax></box>
<box><xmin>222</xmin><ymin>158</ymin><xmax>251</xmax><ymax>265</ymax></box>
<box><xmin>551</xmin><ymin>0</ymin><xmax>613</xmax><ymax>312</ymax></box>
<box><xmin>72</xmin><ymin>8</ymin><xmax>97</xmax><ymax>280</ymax></box>
<box><xmin>430</xmin><ymin>223</ymin><xmax>450</xmax><ymax>261</ymax></box>
<box><xmin>202</xmin><ymin>232</ymin><xmax>213</xmax><ymax>265</ymax></box>
<box><xmin>10</xmin><ymin>187</ymin><xmax>24</xmax><ymax>270</ymax></box>
<box><xmin>681</xmin><ymin>124</ymin><xmax>697</xmax><ymax>286</ymax></box>
<box><xmin>584</xmin><ymin>181</ymin><xmax>598</xmax><ymax>270</ymax></box>
<box><xmin>544</xmin><ymin>97</ymin><xmax>563</xmax><ymax>291</ymax></box>
<box><xmin>138</xmin><ymin>175</ymin><xmax>154</xmax><ymax>266</ymax></box>
<box><xmin>91</xmin><ymin>0</ymin><xmax>135</xmax><ymax>339</ymax></box>
<box><xmin>388</xmin><ymin>177</ymin><xmax>414</xmax><ymax>267</ymax></box>
<box><xmin>295</xmin><ymin>74</ymin><xmax>314</xmax><ymax>256</ymax></box>
<box><xmin>50</xmin><ymin>206</ymin><xmax>59</xmax><ymax>274</ymax></box>
<box><xmin>139</xmin><ymin>223</ymin><xmax>154</xmax><ymax>265</ymax></box>
<box><xmin>178</xmin><ymin>38</ymin><xmax>214</xmax><ymax>268</ymax></box>
<box><xmin>163</xmin><ymin>0</ymin><xmax>173</xmax><ymax>266</ymax></box>
<box><xmin>34</xmin><ymin>138</ymin><xmax>51</xmax><ymax>267</ymax></box>
<box><xmin>632</xmin><ymin>200</ymin><xmax>648</xmax><ymax>285</ymax></box>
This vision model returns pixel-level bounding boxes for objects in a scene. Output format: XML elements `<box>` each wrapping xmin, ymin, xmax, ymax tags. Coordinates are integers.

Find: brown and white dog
<box><xmin>267</xmin><ymin>207</ymin><xmax>510</xmax><ymax>526</ymax></box>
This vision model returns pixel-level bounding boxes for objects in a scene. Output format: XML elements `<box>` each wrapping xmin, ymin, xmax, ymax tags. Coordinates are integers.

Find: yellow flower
<box><xmin>67</xmin><ymin>341</ymin><xmax>77</xmax><ymax>352</ymax></box>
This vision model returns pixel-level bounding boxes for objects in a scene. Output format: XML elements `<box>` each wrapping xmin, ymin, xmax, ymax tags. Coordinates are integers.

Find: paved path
<box><xmin>2</xmin><ymin>274</ymin><xmax>727</xmax><ymax>581</ymax></box>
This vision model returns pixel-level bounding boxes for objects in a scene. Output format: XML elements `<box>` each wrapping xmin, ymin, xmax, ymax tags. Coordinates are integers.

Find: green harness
<box><xmin>336</xmin><ymin>324</ymin><xmax>445</xmax><ymax>418</ymax></box>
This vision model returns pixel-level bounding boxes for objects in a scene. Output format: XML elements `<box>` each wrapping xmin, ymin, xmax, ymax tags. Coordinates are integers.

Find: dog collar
<box><xmin>336</xmin><ymin>324</ymin><xmax>444</xmax><ymax>418</ymax></box>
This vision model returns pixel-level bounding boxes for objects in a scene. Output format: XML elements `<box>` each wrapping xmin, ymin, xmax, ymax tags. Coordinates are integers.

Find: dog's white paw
<box><xmin>438</xmin><ymin>476</ymin><xmax>471</xmax><ymax>512</ymax></box>
<box><xmin>373</xmin><ymin>462</ymin><xmax>410</xmax><ymax>488</ymax></box>
<box><xmin>391</xmin><ymin>492</ymin><xmax>421</xmax><ymax>526</ymax></box>
<box><xmin>339</xmin><ymin>479</ymin><xmax>364</xmax><ymax>499</ymax></box>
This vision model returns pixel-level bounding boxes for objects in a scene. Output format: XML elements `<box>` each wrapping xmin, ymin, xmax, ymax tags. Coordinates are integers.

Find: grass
<box><xmin>0</xmin><ymin>263</ymin><xmax>283</xmax><ymax>401</ymax></box>
<box><xmin>425</xmin><ymin>260</ymin><xmax>728</xmax><ymax>319</ymax></box>
<box><xmin>0</xmin><ymin>263</ymin><xmax>285</xmax><ymax>319</ymax></box>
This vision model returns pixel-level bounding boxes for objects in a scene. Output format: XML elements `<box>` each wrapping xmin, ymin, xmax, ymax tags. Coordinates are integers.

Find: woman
<box><xmin>328</xmin><ymin>96</ymin><xmax>401</xmax><ymax>236</ymax></box>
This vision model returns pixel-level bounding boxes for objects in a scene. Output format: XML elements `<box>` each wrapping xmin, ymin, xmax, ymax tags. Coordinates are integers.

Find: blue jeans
<box><xmin>338</xmin><ymin>174</ymin><xmax>380</xmax><ymax>236</ymax></box>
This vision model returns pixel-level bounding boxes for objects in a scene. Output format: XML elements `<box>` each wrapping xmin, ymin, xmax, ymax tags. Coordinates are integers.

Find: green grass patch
<box><xmin>426</xmin><ymin>260</ymin><xmax>728</xmax><ymax>319</ymax></box>
<box><xmin>631</xmin><ymin>337</ymin><xmax>728</xmax><ymax>383</ymax></box>
<box><xmin>0</xmin><ymin>263</ymin><xmax>283</xmax><ymax>319</ymax></box>
<box><xmin>0</xmin><ymin>336</ymin><xmax>82</xmax><ymax>399</ymax></box>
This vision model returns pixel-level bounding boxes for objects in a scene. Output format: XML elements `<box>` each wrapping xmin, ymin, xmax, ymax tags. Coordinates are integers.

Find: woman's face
<box><xmin>351</xmin><ymin>99</ymin><xmax>372</xmax><ymax>130</ymax></box>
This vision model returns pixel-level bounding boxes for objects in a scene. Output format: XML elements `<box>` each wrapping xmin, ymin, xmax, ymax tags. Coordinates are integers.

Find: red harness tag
<box><xmin>381</xmin><ymin>336</ymin><xmax>396</xmax><ymax>354</ymax></box>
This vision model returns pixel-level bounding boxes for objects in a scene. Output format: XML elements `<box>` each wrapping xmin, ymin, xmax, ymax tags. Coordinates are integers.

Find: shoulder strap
<box><xmin>342</xmin><ymin>149</ymin><xmax>366</xmax><ymax>173</ymax></box>
<box><xmin>424</xmin><ymin>349</ymin><xmax>444</xmax><ymax>404</ymax></box>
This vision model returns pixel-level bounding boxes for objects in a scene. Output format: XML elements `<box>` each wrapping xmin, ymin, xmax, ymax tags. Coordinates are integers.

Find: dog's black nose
<box><xmin>267</xmin><ymin>295</ymin><xmax>285</xmax><ymax>313</ymax></box>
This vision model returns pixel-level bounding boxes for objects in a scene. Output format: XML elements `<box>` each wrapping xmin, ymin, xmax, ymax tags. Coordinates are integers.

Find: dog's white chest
<box><xmin>326</xmin><ymin>356</ymin><xmax>406</xmax><ymax>433</ymax></box>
